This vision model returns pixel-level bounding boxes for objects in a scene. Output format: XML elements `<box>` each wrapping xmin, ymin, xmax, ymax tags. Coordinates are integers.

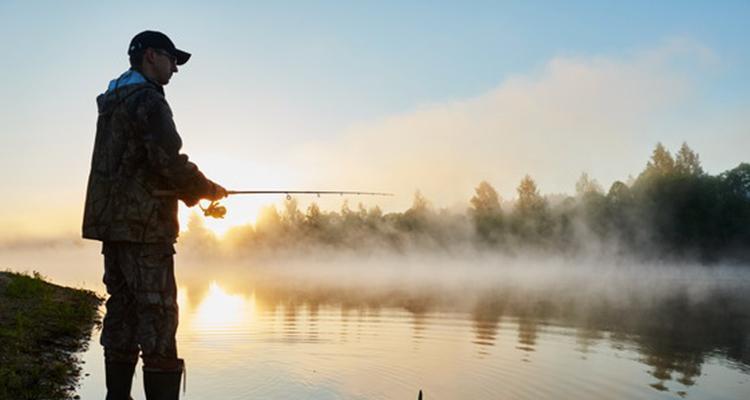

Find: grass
<box><xmin>0</xmin><ymin>270</ymin><xmax>103</xmax><ymax>400</ymax></box>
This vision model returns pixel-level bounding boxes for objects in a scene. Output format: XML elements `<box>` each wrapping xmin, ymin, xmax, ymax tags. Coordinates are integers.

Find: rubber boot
<box><xmin>143</xmin><ymin>358</ymin><xmax>185</xmax><ymax>400</ymax></box>
<box><xmin>105</xmin><ymin>361</ymin><xmax>137</xmax><ymax>400</ymax></box>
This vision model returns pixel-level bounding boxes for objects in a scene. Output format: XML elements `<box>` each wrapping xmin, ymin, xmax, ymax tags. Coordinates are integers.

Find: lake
<box><xmin>77</xmin><ymin>252</ymin><xmax>750</xmax><ymax>399</ymax></box>
<box><xmin>2</xmin><ymin>242</ymin><xmax>748</xmax><ymax>399</ymax></box>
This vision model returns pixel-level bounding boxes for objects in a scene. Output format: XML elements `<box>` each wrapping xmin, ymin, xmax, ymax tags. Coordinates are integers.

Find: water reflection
<box><xmin>307</xmin><ymin>302</ymin><xmax>319</xmax><ymax>342</ymax></box>
<box><xmin>516</xmin><ymin>317</ymin><xmax>538</xmax><ymax>356</ymax></box>
<box><xmin>177</xmin><ymin>276</ymin><xmax>750</xmax><ymax>398</ymax></box>
<box><xmin>410</xmin><ymin>311</ymin><xmax>428</xmax><ymax>343</ymax></box>
<box><xmin>192</xmin><ymin>281</ymin><xmax>254</xmax><ymax>333</ymax></box>
<box><xmin>283</xmin><ymin>302</ymin><xmax>297</xmax><ymax>336</ymax></box>
<box><xmin>575</xmin><ymin>327</ymin><xmax>603</xmax><ymax>358</ymax></box>
<box><xmin>471</xmin><ymin>298</ymin><xmax>502</xmax><ymax>359</ymax></box>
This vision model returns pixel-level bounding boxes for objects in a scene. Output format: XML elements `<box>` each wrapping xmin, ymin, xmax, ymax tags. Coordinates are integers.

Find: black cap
<box><xmin>128</xmin><ymin>30</ymin><xmax>191</xmax><ymax>65</ymax></box>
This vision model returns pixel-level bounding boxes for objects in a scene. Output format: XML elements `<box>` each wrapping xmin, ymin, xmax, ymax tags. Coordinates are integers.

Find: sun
<box><xmin>179</xmin><ymin>196</ymin><xmax>276</xmax><ymax>237</ymax></box>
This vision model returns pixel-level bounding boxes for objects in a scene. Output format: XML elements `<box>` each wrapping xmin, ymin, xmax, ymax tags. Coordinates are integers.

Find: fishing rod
<box><xmin>153</xmin><ymin>189</ymin><xmax>394</xmax><ymax>219</ymax></box>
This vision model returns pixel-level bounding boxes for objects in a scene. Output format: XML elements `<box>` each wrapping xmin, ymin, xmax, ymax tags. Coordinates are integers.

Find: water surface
<box><xmin>73</xmin><ymin>261</ymin><xmax>750</xmax><ymax>400</ymax></box>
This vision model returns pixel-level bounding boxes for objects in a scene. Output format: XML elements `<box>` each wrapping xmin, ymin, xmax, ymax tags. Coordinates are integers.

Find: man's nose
<box><xmin>172</xmin><ymin>64</ymin><xmax>178</xmax><ymax>73</ymax></box>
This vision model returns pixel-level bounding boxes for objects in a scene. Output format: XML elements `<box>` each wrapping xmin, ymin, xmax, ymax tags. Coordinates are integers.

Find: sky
<box><xmin>0</xmin><ymin>0</ymin><xmax>748</xmax><ymax>239</ymax></box>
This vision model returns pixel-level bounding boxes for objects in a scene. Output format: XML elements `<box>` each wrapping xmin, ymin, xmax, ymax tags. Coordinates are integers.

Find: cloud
<box><xmin>1</xmin><ymin>39</ymin><xmax>735</xmax><ymax>241</ymax></box>
<box><xmin>295</xmin><ymin>39</ymin><xmax>721</xmax><ymax>210</ymax></box>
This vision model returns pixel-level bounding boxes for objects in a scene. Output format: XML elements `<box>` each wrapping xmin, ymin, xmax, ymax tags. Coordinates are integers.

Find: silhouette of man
<box><xmin>83</xmin><ymin>30</ymin><xmax>227</xmax><ymax>400</ymax></box>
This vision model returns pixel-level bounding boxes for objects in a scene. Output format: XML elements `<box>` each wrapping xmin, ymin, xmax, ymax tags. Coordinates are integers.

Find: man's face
<box><xmin>149</xmin><ymin>48</ymin><xmax>178</xmax><ymax>85</ymax></box>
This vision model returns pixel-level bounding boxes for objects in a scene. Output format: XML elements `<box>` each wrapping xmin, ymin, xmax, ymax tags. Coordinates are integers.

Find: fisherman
<box><xmin>82</xmin><ymin>30</ymin><xmax>227</xmax><ymax>399</ymax></box>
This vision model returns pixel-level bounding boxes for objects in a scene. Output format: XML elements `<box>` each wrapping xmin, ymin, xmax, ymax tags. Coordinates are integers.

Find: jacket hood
<box><xmin>106</xmin><ymin>69</ymin><xmax>147</xmax><ymax>92</ymax></box>
<box><xmin>96</xmin><ymin>70</ymin><xmax>159</xmax><ymax>114</ymax></box>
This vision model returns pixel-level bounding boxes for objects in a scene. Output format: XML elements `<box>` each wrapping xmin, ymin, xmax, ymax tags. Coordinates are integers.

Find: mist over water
<box><xmin>3</xmin><ymin>236</ymin><xmax>750</xmax><ymax>398</ymax></box>
<box><xmin>162</xmin><ymin>250</ymin><xmax>750</xmax><ymax>399</ymax></box>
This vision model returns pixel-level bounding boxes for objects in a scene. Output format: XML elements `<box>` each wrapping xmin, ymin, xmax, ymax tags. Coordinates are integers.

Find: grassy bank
<box><xmin>0</xmin><ymin>270</ymin><xmax>103</xmax><ymax>400</ymax></box>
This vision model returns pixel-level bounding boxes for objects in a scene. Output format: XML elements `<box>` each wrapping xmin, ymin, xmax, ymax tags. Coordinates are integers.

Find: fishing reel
<box><xmin>200</xmin><ymin>200</ymin><xmax>227</xmax><ymax>219</ymax></box>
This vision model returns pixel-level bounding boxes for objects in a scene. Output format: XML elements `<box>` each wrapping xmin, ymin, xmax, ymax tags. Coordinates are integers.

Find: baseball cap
<box><xmin>128</xmin><ymin>30</ymin><xmax>191</xmax><ymax>65</ymax></box>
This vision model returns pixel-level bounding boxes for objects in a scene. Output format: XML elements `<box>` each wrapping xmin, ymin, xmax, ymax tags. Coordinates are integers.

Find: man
<box><xmin>83</xmin><ymin>31</ymin><xmax>226</xmax><ymax>400</ymax></box>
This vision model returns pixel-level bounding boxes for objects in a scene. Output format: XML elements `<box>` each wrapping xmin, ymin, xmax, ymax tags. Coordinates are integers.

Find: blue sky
<box><xmin>0</xmin><ymin>1</ymin><xmax>748</xmax><ymax>238</ymax></box>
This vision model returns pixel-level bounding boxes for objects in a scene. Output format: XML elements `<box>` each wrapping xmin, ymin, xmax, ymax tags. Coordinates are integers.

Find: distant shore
<box><xmin>0</xmin><ymin>270</ymin><xmax>102</xmax><ymax>400</ymax></box>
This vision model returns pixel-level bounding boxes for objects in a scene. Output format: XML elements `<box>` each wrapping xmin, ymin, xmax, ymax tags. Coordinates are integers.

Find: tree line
<box><xmin>188</xmin><ymin>143</ymin><xmax>750</xmax><ymax>263</ymax></box>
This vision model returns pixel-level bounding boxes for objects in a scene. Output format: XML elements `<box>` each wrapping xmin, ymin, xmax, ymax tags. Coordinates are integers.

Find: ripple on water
<box><xmin>76</xmin><ymin>281</ymin><xmax>750</xmax><ymax>400</ymax></box>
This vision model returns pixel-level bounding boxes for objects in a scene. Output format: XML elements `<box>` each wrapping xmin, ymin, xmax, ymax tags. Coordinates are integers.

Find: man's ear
<box><xmin>143</xmin><ymin>48</ymin><xmax>156</xmax><ymax>65</ymax></box>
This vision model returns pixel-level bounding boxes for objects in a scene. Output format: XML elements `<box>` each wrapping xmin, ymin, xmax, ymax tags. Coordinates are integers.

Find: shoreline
<box><xmin>0</xmin><ymin>270</ymin><xmax>103</xmax><ymax>400</ymax></box>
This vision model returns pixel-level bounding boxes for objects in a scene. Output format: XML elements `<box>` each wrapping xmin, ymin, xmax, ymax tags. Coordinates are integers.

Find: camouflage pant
<box><xmin>101</xmin><ymin>242</ymin><xmax>179</xmax><ymax>366</ymax></box>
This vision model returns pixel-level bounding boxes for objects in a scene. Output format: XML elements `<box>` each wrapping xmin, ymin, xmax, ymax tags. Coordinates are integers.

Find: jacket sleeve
<box><xmin>140</xmin><ymin>92</ymin><xmax>218</xmax><ymax>206</ymax></box>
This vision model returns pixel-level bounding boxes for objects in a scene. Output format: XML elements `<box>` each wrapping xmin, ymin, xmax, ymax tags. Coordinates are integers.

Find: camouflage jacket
<box><xmin>83</xmin><ymin>70</ymin><xmax>217</xmax><ymax>243</ymax></box>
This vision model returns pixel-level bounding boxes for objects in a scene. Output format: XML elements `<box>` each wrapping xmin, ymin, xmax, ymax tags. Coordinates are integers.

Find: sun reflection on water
<box><xmin>192</xmin><ymin>281</ymin><xmax>256</xmax><ymax>332</ymax></box>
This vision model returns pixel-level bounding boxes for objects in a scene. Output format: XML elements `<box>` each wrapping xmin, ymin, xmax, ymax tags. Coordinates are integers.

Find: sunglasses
<box><xmin>154</xmin><ymin>49</ymin><xmax>177</xmax><ymax>64</ymax></box>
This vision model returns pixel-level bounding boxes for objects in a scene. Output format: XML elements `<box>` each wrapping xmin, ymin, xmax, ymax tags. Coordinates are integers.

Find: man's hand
<box><xmin>209</xmin><ymin>182</ymin><xmax>228</xmax><ymax>201</ymax></box>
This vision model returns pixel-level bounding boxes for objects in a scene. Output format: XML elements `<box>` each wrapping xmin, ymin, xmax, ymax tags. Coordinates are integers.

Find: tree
<box><xmin>470</xmin><ymin>181</ymin><xmax>501</xmax><ymax>214</ymax></box>
<box><xmin>357</xmin><ymin>202</ymin><xmax>368</xmax><ymax>220</ymax></box>
<box><xmin>410</xmin><ymin>190</ymin><xmax>431</xmax><ymax>214</ymax></box>
<box><xmin>400</xmin><ymin>190</ymin><xmax>433</xmax><ymax>232</ymax></box>
<box><xmin>341</xmin><ymin>200</ymin><xmax>366</xmax><ymax>226</ymax></box>
<box><xmin>718</xmin><ymin>163</ymin><xmax>750</xmax><ymax>256</ymax></box>
<box><xmin>255</xmin><ymin>205</ymin><xmax>282</xmax><ymax>236</ymax></box>
<box><xmin>181</xmin><ymin>212</ymin><xmax>218</xmax><ymax>252</ymax></box>
<box><xmin>575</xmin><ymin>172</ymin><xmax>603</xmax><ymax>197</ymax></box>
<box><xmin>282</xmin><ymin>197</ymin><xmax>303</xmax><ymax>227</ymax></box>
<box><xmin>365</xmin><ymin>205</ymin><xmax>383</xmax><ymax>228</ymax></box>
<box><xmin>675</xmin><ymin>142</ymin><xmax>704</xmax><ymax>176</ymax></box>
<box><xmin>469</xmin><ymin>181</ymin><xmax>504</xmax><ymax>243</ymax></box>
<box><xmin>606</xmin><ymin>181</ymin><xmax>635</xmax><ymax>241</ymax></box>
<box><xmin>721</xmin><ymin>163</ymin><xmax>750</xmax><ymax>198</ymax></box>
<box><xmin>607</xmin><ymin>181</ymin><xmax>632</xmax><ymax>205</ymax></box>
<box><xmin>571</xmin><ymin>173</ymin><xmax>606</xmax><ymax>238</ymax></box>
<box><xmin>512</xmin><ymin>175</ymin><xmax>550</xmax><ymax>242</ymax></box>
<box><xmin>515</xmin><ymin>175</ymin><xmax>545</xmax><ymax>216</ymax></box>
<box><xmin>641</xmin><ymin>142</ymin><xmax>675</xmax><ymax>179</ymax></box>
<box><xmin>367</xmin><ymin>205</ymin><xmax>383</xmax><ymax>220</ymax></box>
<box><xmin>305</xmin><ymin>202</ymin><xmax>323</xmax><ymax>229</ymax></box>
